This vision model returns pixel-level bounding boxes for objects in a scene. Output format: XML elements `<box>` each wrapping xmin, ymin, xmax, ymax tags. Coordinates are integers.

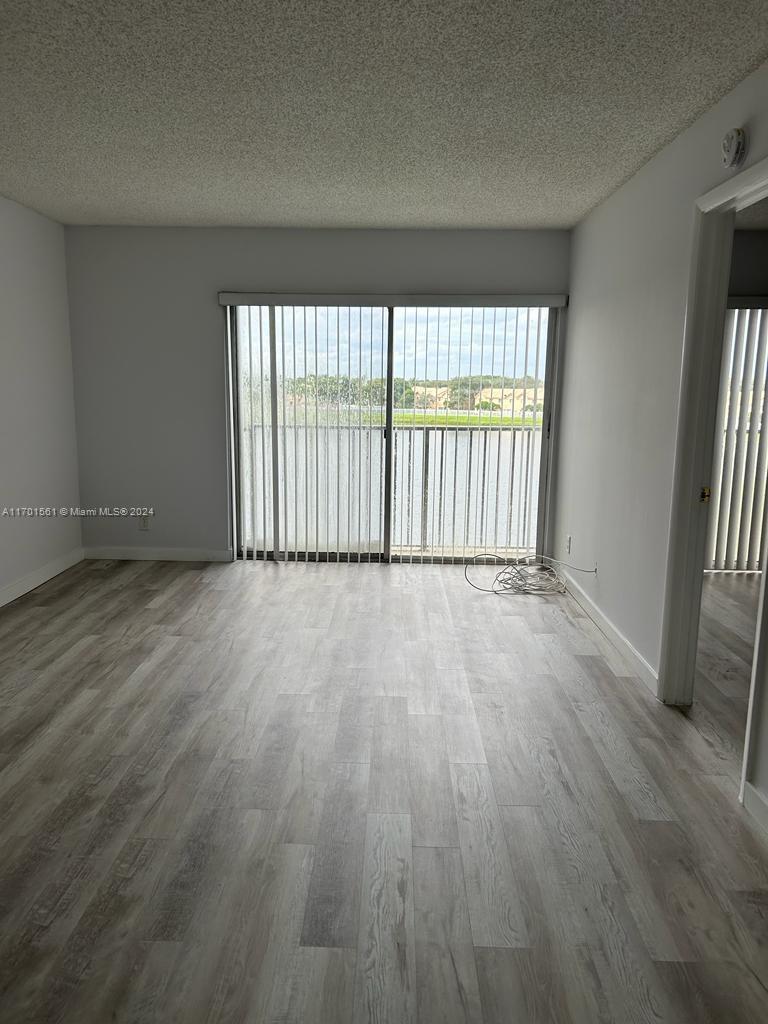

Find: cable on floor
<box><xmin>464</xmin><ymin>552</ymin><xmax>597</xmax><ymax>595</ymax></box>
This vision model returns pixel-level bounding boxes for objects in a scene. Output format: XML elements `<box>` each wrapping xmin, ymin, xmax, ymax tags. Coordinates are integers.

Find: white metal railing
<box><xmin>390</xmin><ymin>425</ymin><xmax>541</xmax><ymax>560</ymax></box>
<box><xmin>706</xmin><ymin>306</ymin><xmax>768</xmax><ymax>570</ymax></box>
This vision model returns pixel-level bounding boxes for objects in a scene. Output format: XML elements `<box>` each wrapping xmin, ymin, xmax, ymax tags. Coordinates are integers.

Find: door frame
<box><xmin>537</xmin><ymin>306</ymin><xmax>566</xmax><ymax>561</ymax></box>
<box><xmin>224</xmin><ymin>305</ymin><xmax>239</xmax><ymax>561</ymax></box>
<box><xmin>222</xmin><ymin>292</ymin><xmax>567</xmax><ymax>563</ymax></box>
<box><xmin>656</xmin><ymin>155</ymin><xmax>768</xmax><ymax>806</ymax></box>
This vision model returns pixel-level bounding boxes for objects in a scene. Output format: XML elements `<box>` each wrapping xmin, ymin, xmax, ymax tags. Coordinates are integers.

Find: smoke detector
<box><xmin>722</xmin><ymin>128</ymin><xmax>747</xmax><ymax>169</ymax></box>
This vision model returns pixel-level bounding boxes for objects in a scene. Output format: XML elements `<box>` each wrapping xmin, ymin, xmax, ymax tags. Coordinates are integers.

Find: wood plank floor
<box><xmin>1</xmin><ymin>558</ymin><xmax>767</xmax><ymax>1023</ymax></box>
<box><xmin>693</xmin><ymin>571</ymin><xmax>760</xmax><ymax>784</ymax></box>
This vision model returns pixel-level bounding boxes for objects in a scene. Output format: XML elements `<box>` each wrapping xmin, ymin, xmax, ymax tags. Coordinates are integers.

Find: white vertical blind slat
<box><xmin>715</xmin><ymin>310</ymin><xmax>747</xmax><ymax>568</ymax></box>
<box><xmin>710</xmin><ymin>306</ymin><xmax>768</xmax><ymax>571</ymax></box>
<box><xmin>748</xmin><ymin>313</ymin><xmax>768</xmax><ymax>570</ymax></box>
<box><xmin>726</xmin><ymin>308</ymin><xmax>760</xmax><ymax>567</ymax></box>
<box><xmin>740</xmin><ymin>310</ymin><xmax>768</xmax><ymax>569</ymax></box>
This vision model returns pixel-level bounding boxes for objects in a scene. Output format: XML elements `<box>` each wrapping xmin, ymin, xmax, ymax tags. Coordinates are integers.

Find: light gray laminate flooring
<box><xmin>1</xmin><ymin>559</ymin><xmax>767</xmax><ymax>1023</ymax></box>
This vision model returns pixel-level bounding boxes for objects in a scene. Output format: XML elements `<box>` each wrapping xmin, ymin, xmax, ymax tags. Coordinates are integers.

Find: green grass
<box><xmin>389</xmin><ymin>412</ymin><xmax>542</xmax><ymax>428</ymax></box>
<box><xmin>252</xmin><ymin>410</ymin><xmax>543</xmax><ymax>428</ymax></box>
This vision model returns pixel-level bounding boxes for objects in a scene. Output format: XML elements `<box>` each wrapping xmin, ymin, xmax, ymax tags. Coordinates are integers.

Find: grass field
<box><xmin>251</xmin><ymin>411</ymin><xmax>544</xmax><ymax>428</ymax></box>
<box><xmin>389</xmin><ymin>411</ymin><xmax>542</xmax><ymax>428</ymax></box>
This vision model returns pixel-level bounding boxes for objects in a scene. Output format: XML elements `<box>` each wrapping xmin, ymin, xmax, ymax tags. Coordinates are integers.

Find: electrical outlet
<box><xmin>566</xmin><ymin>534</ymin><xmax>572</xmax><ymax>555</ymax></box>
<box><xmin>139</xmin><ymin>515</ymin><xmax>150</xmax><ymax>532</ymax></box>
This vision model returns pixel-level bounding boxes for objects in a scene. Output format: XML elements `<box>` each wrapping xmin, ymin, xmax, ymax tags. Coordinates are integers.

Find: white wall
<box><xmin>552</xmin><ymin>60</ymin><xmax>768</xmax><ymax>686</ymax></box>
<box><xmin>65</xmin><ymin>227</ymin><xmax>570</xmax><ymax>556</ymax></box>
<box><xmin>0</xmin><ymin>196</ymin><xmax>81</xmax><ymax>604</ymax></box>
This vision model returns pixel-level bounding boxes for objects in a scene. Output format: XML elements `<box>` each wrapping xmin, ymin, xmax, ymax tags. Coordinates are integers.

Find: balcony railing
<box><xmin>241</xmin><ymin>421</ymin><xmax>542</xmax><ymax>561</ymax></box>
<box><xmin>391</xmin><ymin>424</ymin><xmax>540</xmax><ymax>561</ymax></box>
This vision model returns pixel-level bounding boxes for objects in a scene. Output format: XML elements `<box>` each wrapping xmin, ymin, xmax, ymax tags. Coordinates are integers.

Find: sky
<box><xmin>238</xmin><ymin>304</ymin><xmax>548</xmax><ymax>382</ymax></box>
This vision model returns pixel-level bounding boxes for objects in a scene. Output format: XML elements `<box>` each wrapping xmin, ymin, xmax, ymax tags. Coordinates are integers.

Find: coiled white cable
<box><xmin>464</xmin><ymin>552</ymin><xmax>596</xmax><ymax>595</ymax></box>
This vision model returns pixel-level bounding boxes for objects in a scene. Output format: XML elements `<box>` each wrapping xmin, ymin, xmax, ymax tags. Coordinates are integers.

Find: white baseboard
<box><xmin>0</xmin><ymin>546</ymin><xmax>84</xmax><ymax>609</ymax></box>
<box><xmin>742</xmin><ymin>782</ymin><xmax>768</xmax><ymax>835</ymax></box>
<box><xmin>84</xmin><ymin>546</ymin><xmax>232</xmax><ymax>562</ymax></box>
<box><xmin>562</xmin><ymin>570</ymin><xmax>659</xmax><ymax>697</ymax></box>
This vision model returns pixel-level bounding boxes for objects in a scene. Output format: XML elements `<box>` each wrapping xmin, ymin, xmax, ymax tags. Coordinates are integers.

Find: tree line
<box><xmin>246</xmin><ymin>374</ymin><xmax>543</xmax><ymax>409</ymax></box>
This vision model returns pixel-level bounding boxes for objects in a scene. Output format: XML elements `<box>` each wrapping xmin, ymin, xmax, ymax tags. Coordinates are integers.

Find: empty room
<box><xmin>3</xmin><ymin>3</ymin><xmax>768</xmax><ymax>1022</ymax></box>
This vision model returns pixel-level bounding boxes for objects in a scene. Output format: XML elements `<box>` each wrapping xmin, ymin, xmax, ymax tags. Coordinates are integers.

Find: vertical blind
<box><xmin>706</xmin><ymin>306</ymin><xmax>768</xmax><ymax>571</ymax></box>
<box><xmin>232</xmin><ymin>302</ymin><xmax>553</xmax><ymax>563</ymax></box>
<box><xmin>235</xmin><ymin>305</ymin><xmax>387</xmax><ymax>560</ymax></box>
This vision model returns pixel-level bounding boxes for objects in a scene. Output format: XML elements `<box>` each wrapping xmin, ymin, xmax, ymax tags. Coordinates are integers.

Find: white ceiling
<box><xmin>2</xmin><ymin>1</ymin><xmax>768</xmax><ymax>228</ymax></box>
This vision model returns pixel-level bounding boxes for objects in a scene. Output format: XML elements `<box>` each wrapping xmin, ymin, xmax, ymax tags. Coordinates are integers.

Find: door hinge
<box><xmin>700</xmin><ymin>486</ymin><xmax>711</xmax><ymax>504</ymax></box>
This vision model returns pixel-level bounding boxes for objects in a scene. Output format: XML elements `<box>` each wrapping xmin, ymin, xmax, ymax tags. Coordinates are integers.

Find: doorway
<box><xmin>694</xmin><ymin>297</ymin><xmax>768</xmax><ymax>786</ymax></box>
<box><xmin>658</xmin><ymin>155</ymin><xmax>768</xmax><ymax>819</ymax></box>
<box><xmin>225</xmin><ymin>296</ymin><xmax>562</xmax><ymax>564</ymax></box>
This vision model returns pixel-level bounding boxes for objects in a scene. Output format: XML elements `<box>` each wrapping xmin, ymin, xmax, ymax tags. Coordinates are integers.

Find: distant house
<box><xmin>412</xmin><ymin>384</ymin><xmax>450</xmax><ymax>409</ymax></box>
<box><xmin>473</xmin><ymin>386</ymin><xmax>543</xmax><ymax>414</ymax></box>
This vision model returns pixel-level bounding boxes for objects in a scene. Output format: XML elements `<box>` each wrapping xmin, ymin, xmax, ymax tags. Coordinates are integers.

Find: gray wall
<box><xmin>65</xmin><ymin>227</ymin><xmax>570</xmax><ymax>556</ymax></box>
<box><xmin>730</xmin><ymin>230</ymin><xmax>768</xmax><ymax>295</ymax></box>
<box><xmin>551</xmin><ymin>60</ymin><xmax>768</xmax><ymax>794</ymax></box>
<box><xmin>0</xmin><ymin>196</ymin><xmax>81</xmax><ymax>602</ymax></box>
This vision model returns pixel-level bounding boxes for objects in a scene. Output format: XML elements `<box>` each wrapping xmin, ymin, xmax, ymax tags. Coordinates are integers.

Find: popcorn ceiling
<box><xmin>1</xmin><ymin>1</ymin><xmax>767</xmax><ymax>227</ymax></box>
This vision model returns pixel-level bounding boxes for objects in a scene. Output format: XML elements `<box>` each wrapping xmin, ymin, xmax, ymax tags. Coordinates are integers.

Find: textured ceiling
<box><xmin>2</xmin><ymin>1</ymin><xmax>768</xmax><ymax>228</ymax></box>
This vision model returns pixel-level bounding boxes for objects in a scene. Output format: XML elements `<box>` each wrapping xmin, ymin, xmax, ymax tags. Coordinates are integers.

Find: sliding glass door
<box><xmin>228</xmin><ymin>299</ymin><xmax>557</xmax><ymax>563</ymax></box>
<box><xmin>390</xmin><ymin>306</ymin><xmax>551</xmax><ymax>561</ymax></box>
